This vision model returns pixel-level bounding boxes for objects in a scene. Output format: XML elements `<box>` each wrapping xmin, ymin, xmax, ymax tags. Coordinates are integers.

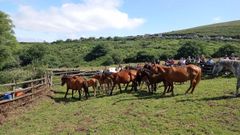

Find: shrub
<box><xmin>84</xmin><ymin>44</ymin><xmax>111</xmax><ymax>61</ymax></box>
<box><xmin>136</xmin><ymin>51</ymin><xmax>155</xmax><ymax>62</ymax></box>
<box><xmin>175</xmin><ymin>41</ymin><xmax>205</xmax><ymax>59</ymax></box>
<box><xmin>102</xmin><ymin>55</ymin><xmax>114</xmax><ymax>66</ymax></box>
<box><xmin>212</xmin><ymin>44</ymin><xmax>240</xmax><ymax>57</ymax></box>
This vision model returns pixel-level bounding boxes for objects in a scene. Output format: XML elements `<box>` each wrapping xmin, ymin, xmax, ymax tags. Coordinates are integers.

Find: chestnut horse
<box><xmin>92</xmin><ymin>73</ymin><xmax>112</xmax><ymax>94</ymax></box>
<box><xmin>109</xmin><ymin>70</ymin><xmax>138</xmax><ymax>95</ymax></box>
<box><xmin>61</xmin><ymin>75</ymin><xmax>89</xmax><ymax>100</ymax></box>
<box><xmin>151</xmin><ymin>64</ymin><xmax>201</xmax><ymax>96</ymax></box>
<box><xmin>87</xmin><ymin>78</ymin><xmax>99</xmax><ymax>96</ymax></box>
<box><xmin>136</xmin><ymin>68</ymin><xmax>171</xmax><ymax>94</ymax></box>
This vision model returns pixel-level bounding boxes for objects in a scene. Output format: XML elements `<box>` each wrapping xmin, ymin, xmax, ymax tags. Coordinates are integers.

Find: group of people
<box><xmin>164</xmin><ymin>55</ymin><xmax>212</xmax><ymax>66</ymax></box>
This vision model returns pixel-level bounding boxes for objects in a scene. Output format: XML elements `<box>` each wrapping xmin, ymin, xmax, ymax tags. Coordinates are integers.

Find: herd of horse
<box><xmin>61</xmin><ymin>59</ymin><xmax>240</xmax><ymax>100</ymax></box>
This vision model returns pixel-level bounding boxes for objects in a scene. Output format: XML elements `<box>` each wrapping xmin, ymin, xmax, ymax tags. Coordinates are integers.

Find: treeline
<box><xmin>18</xmin><ymin>39</ymin><xmax>240</xmax><ymax>68</ymax></box>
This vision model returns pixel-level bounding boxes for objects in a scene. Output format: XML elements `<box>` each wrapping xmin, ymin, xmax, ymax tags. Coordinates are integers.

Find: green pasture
<box><xmin>0</xmin><ymin>77</ymin><xmax>240</xmax><ymax>135</ymax></box>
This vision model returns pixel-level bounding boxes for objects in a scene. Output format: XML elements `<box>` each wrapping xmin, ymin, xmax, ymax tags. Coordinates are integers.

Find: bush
<box><xmin>175</xmin><ymin>41</ymin><xmax>205</xmax><ymax>59</ymax></box>
<box><xmin>84</xmin><ymin>44</ymin><xmax>111</xmax><ymax>61</ymax></box>
<box><xmin>212</xmin><ymin>44</ymin><xmax>240</xmax><ymax>57</ymax></box>
<box><xmin>111</xmin><ymin>53</ymin><xmax>124</xmax><ymax>64</ymax></box>
<box><xmin>136</xmin><ymin>51</ymin><xmax>155</xmax><ymax>62</ymax></box>
<box><xmin>19</xmin><ymin>45</ymin><xmax>47</xmax><ymax>66</ymax></box>
<box><xmin>102</xmin><ymin>55</ymin><xmax>114</xmax><ymax>66</ymax></box>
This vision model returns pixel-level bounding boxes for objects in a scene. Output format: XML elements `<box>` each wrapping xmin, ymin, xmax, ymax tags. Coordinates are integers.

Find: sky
<box><xmin>0</xmin><ymin>0</ymin><xmax>240</xmax><ymax>42</ymax></box>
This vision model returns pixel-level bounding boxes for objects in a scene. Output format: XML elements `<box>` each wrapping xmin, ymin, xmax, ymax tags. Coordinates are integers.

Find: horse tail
<box><xmin>83</xmin><ymin>80</ymin><xmax>89</xmax><ymax>98</ymax></box>
<box><xmin>195</xmin><ymin>69</ymin><xmax>202</xmax><ymax>86</ymax></box>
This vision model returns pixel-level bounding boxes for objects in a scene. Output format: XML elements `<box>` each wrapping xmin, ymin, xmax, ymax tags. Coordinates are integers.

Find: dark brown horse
<box><xmin>151</xmin><ymin>64</ymin><xmax>201</xmax><ymax>96</ymax></box>
<box><xmin>61</xmin><ymin>75</ymin><xmax>89</xmax><ymax>100</ymax></box>
<box><xmin>109</xmin><ymin>70</ymin><xmax>138</xmax><ymax>95</ymax></box>
<box><xmin>136</xmin><ymin>68</ymin><xmax>171</xmax><ymax>94</ymax></box>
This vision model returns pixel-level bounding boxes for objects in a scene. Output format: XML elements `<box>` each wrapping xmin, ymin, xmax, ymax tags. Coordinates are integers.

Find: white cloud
<box><xmin>13</xmin><ymin>0</ymin><xmax>145</xmax><ymax>33</ymax></box>
<box><xmin>212</xmin><ymin>16</ymin><xmax>222</xmax><ymax>23</ymax></box>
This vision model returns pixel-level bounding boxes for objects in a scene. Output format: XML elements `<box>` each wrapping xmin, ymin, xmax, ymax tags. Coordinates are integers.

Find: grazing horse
<box><xmin>212</xmin><ymin>59</ymin><xmax>240</xmax><ymax>96</ymax></box>
<box><xmin>151</xmin><ymin>64</ymin><xmax>202</xmax><ymax>96</ymax></box>
<box><xmin>136</xmin><ymin>68</ymin><xmax>171</xmax><ymax>94</ymax></box>
<box><xmin>87</xmin><ymin>78</ymin><xmax>99</xmax><ymax>96</ymax></box>
<box><xmin>61</xmin><ymin>75</ymin><xmax>89</xmax><ymax>100</ymax></box>
<box><xmin>109</xmin><ymin>70</ymin><xmax>138</xmax><ymax>95</ymax></box>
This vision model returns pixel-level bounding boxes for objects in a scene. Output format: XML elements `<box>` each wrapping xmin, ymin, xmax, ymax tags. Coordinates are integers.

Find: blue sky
<box><xmin>0</xmin><ymin>0</ymin><xmax>240</xmax><ymax>42</ymax></box>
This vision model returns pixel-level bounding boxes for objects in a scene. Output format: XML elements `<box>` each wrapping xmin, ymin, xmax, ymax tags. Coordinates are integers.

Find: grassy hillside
<box><xmin>168</xmin><ymin>20</ymin><xmax>240</xmax><ymax>37</ymax></box>
<box><xmin>0</xmin><ymin>77</ymin><xmax>240</xmax><ymax>134</ymax></box>
<box><xmin>19</xmin><ymin>39</ymin><xmax>239</xmax><ymax>68</ymax></box>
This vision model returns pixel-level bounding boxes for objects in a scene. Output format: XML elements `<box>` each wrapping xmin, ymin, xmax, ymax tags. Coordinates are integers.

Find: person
<box><xmin>169</xmin><ymin>58</ymin><xmax>175</xmax><ymax>66</ymax></box>
<box><xmin>156</xmin><ymin>59</ymin><xmax>160</xmax><ymax>65</ymax></box>
<box><xmin>178</xmin><ymin>57</ymin><xmax>186</xmax><ymax>66</ymax></box>
<box><xmin>206</xmin><ymin>58</ymin><xmax>215</xmax><ymax>65</ymax></box>
<box><xmin>186</xmin><ymin>56</ymin><xmax>192</xmax><ymax>64</ymax></box>
<box><xmin>195</xmin><ymin>56</ymin><xmax>201</xmax><ymax>64</ymax></box>
<box><xmin>200</xmin><ymin>55</ymin><xmax>206</xmax><ymax>64</ymax></box>
<box><xmin>224</xmin><ymin>55</ymin><xmax>229</xmax><ymax>60</ymax></box>
<box><xmin>230</xmin><ymin>53</ymin><xmax>236</xmax><ymax>60</ymax></box>
<box><xmin>165</xmin><ymin>58</ymin><xmax>170</xmax><ymax>66</ymax></box>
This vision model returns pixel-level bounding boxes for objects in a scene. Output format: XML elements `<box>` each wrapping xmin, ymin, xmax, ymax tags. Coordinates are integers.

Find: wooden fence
<box><xmin>0</xmin><ymin>74</ymin><xmax>51</xmax><ymax>114</ymax></box>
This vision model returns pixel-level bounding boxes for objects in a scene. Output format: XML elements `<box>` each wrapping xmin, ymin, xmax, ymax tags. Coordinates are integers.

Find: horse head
<box><xmin>61</xmin><ymin>74</ymin><xmax>68</xmax><ymax>86</ymax></box>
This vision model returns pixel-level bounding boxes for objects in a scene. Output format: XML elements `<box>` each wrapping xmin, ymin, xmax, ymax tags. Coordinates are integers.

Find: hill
<box><xmin>167</xmin><ymin>20</ymin><xmax>240</xmax><ymax>37</ymax></box>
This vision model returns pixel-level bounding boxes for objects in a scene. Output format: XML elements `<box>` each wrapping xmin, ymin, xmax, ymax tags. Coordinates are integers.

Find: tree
<box><xmin>111</xmin><ymin>53</ymin><xmax>123</xmax><ymax>64</ymax></box>
<box><xmin>175</xmin><ymin>41</ymin><xmax>205</xmax><ymax>59</ymax></box>
<box><xmin>0</xmin><ymin>11</ymin><xmax>18</xmax><ymax>70</ymax></box>
<box><xmin>19</xmin><ymin>45</ymin><xmax>47</xmax><ymax>66</ymax></box>
<box><xmin>212</xmin><ymin>44</ymin><xmax>240</xmax><ymax>57</ymax></box>
<box><xmin>102</xmin><ymin>55</ymin><xmax>114</xmax><ymax>66</ymax></box>
<box><xmin>136</xmin><ymin>51</ymin><xmax>155</xmax><ymax>62</ymax></box>
<box><xmin>84</xmin><ymin>44</ymin><xmax>111</xmax><ymax>61</ymax></box>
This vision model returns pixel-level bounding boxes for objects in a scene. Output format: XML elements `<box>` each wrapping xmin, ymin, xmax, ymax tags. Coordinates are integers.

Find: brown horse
<box><xmin>92</xmin><ymin>73</ymin><xmax>112</xmax><ymax>94</ymax></box>
<box><xmin>151</xmin><ymin>64</ymin><xmax>201</xmax><ymax>96</ymax></box>
<box><xmin>87</xmin><ymin>78</ymin><xmax>99</xmax><ymax>96</ymax></box>
<box><xmin>109</xmin><ymin>69</ymin><xmax>138</xmax><ymax>95</ymax></box>
<box><xmin>61</xmin><ymin>75</ymin><xmax>89</xmax><ymax>100</ymax></box>
<box><xmin>136</xmin><ymin>68</ymin><xmax>171</xmax><ymax>94</ymax></box>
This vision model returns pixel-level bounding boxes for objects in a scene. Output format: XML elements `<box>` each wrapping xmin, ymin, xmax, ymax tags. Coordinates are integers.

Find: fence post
<box><xmin>50</xmin><ymin>71</ymin><xmax>53</xmax><ymax>86</ymax></box>
<box><xmin>31</xmin><ymin>77</ymin><xmax>34</xmax><ymax>94</ymax></box>
<box><xmin>12</xmin><ymin>79</ymin><xmax>16</xmax><ymax>99</ymax></box>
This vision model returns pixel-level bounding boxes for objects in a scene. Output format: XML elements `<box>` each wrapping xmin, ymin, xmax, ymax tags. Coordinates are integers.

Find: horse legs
<box><xmin>93</xmin><ymin>86</ymin><xmax>96</xmax><ymax>97</ymax></box>
<box><xmin>72</xmin><ymin>90</ymin><xmax>74</xmax><ymax>98</ymax></box>
<box><xmin>64</xmin><ymin>88</ymin><xmax>69</xmax><ymax>98</ymax></box>
<box><xmin>170</xmin><ymin>82</ymin><xmax>174</xmax><ymax>96</ymax></box>
<box><xmin>236</xmin><ymin>78</ymin><xmax>240</xmax><ymax>96</ymax></box>
<box><xmin>185</xmin><ymin>81</ymin><xmax>193</xmax><ymax>94</ymax></box>
<box><xmin>147</xmin><ymin>84</ymin><xmax>151</xmax><ymax>93</ymax></box>
<box><xmin>154</xmin><ymin>83</ymin><xmax>157</xmax><ymax>92</ymax></box>
<box><xmin>118</xmin><ymin>83</ymin><xmax>122</xmax><ymax>93</ymax></box>
<box><xmin>110</xmin><ymin>83</ymin><xmax>116</xmax><ymax>96</ymax></box>
<box><xmin>78</xmin><ymin>90</ymin><xmax>81</xmax><ymax>100</ymax></box>
<box><xmin>84</xmin><ymin>87</ymin><xmax>89</xmax><ymax>99</ymax></box>
<box><xmin>161</xmin><ymin>81</ymin><xmax>168</xmax><ymax>96</ymax></box>
<box><xmin>124</xmin><ymin>83</ymin><xmax>129</xmax><ymax>91</ymax></box>
<box><xmin>190</xmin><ymin>80</ymin><xmax>198</xmax><ymax>94</ymax></box>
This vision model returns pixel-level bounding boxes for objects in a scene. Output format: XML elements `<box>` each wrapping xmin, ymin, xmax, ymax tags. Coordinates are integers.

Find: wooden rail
<box><xmin>0</xmin><ymin>74</ymin><xmax>51</xmax><ymax>104</ymax></box>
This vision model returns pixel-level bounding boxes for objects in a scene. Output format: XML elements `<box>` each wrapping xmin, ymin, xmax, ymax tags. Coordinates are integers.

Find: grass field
<box><xmin>0</xmin><ymin>77</ymin><xmax>240</xmax><ymax>135</ymax></box>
